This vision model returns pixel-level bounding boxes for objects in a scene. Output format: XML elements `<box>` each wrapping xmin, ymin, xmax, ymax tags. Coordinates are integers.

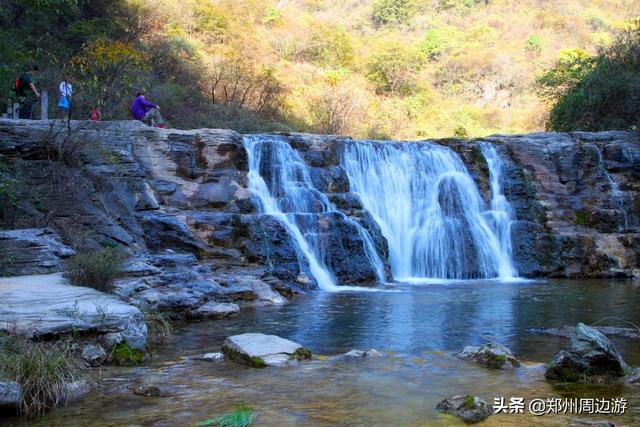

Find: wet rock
<box><xmin>457</xmin><ymin>342</ymin><xmax>521</xmax><ymax>369</ymax></box>
<box><xmin>342</xmin><ymin>349</ymin><xmax>384</xmax><ymax>360</ymax></box>
<box><xmin>215</xmin><ymin>273</ymin><xmax>287</xmax><ymax>305</ymax></box>
<box><xmin>194</xmin><ymin>352</ymin><xmax>224</xmax><ymax>362</ymax></box>
<box><xmin>133</xmin><ymin>385</ymin><xmax>162</xmax><ymax>397</ymax></box>
<box><xmin>0</xmin><ymin>228</ymin><xmax>75</xmax><ymax>276</ymax></box>
<box><xmin>81</xmin><ymin>344</ymin><xmax>107</xmax><ymax>366</ymax></box>
<box><xmin>528</xmin><ymin>325</ymin><xmax>640</xmax><ymax>340</ymax></box>
<box><xmin>545</xmin><ymin>323</ymin><xmax>631</xmax><ymax>383</ymax></box>
<box><xmin>625</xmin><ymin>367</ymin><xmax>640</xmax><ymax>384</ymax></box>
<box><xmin>193</xmin><ymin>302</ymin><xmax>240</xmax><ymax>318</ymax></box>
<box><xmin>0</xmin><ymin>381</ymin><xmax>22</xmax><ymax>409</ymax></box>
<box><xmin>435</xmin><ymin>395</ymin><xmax>493</xmax><ymax>423</ymax></box>
<box><xmin>62</xmin><ymin>380</ymin><xmax>92</xmax><ymax>402</ymax></box>
<box><xmin>222</xmin><ymin>333</ymin><xmax>311</xmax><ymax>368</ymax></box>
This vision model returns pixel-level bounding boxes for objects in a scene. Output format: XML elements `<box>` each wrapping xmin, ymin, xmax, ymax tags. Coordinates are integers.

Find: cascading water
<box><xmin>479</xmin><ymin>143</ymin><xmax>517</xmax><ymax>279</ymax></box>
<box><xmin>343</xmin><ymin>141</ymin><xmax>518</xmax><ymax>282</ymax></box>
<box><xmin>589</xmin><ymin>144</ymin><xmax>631</xmax><ymax>230</ymax></box>
<box><xmin>243</xmin><ymin>135</ymin><xmax>386</xmax><ymax>291</ymax></box>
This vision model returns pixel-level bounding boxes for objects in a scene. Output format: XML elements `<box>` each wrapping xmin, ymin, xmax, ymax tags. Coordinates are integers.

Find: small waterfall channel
<box><xmin>589</xmin><ymin>144</ymin><xmax>633</xmax><ymax>230</ymax></box>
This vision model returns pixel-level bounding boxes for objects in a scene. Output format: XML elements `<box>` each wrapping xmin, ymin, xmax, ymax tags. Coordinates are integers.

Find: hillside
<box><xmin>2</xmin><ymin>0</ymin><xmax>639</xmax><ymax>138</ymax></box>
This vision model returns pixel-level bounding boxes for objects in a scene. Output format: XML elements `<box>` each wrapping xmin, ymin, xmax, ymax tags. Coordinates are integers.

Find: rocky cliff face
<box><xmin>1</xmin><ymin>120</ymin><xmax>638</xmax><ymax>296</ymax></box>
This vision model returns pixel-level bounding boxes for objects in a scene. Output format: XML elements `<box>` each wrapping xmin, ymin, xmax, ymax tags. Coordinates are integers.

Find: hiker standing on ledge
<box><xmin>12</xmin><ymin>65</ymin><xmax>41</xmax><ymax>119</ymax></box>
<box><xmin>57</xmin><ymin>73</ymin><xmax>73</xmax><ymax>118</ymax></box>
<box><xmin>130</xmin><ymin>92</ymin><xmax>165</xmax><ymax>128</ymax></box>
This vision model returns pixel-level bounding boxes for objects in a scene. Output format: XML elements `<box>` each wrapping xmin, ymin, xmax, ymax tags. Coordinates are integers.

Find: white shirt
<box><xmin>59</xmin><ymin>81</ymin><xmax>73</xmax><ymax>97</ymax></box>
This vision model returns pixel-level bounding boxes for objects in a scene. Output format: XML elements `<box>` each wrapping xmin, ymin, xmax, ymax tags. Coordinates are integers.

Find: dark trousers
<box><xmin>19</xmin><ymin>98</ymin><xmax>34</xmax><ymax>119</ymax></box>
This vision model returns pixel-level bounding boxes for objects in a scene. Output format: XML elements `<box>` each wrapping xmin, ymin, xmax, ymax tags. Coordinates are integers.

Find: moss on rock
<box><xmin>109</xmin><ymin>342</ymin><xmax>145</xmax><ymax>366</ymax></box>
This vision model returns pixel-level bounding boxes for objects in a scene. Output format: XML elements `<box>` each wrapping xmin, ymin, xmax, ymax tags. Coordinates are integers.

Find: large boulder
<box><xmin>545</xmin><ymin>323</ymin><xmax>631</xmax><ymax>382</ymax></box>
<box><xmin>222</xmin><ymin>333</ymin><xmax>311</xmax><ymax>367</ymax></box>
<box><xmin>457</xmin><ymin>342</ymin><xmax>521</xmax><ymax>369</ymax></box>
<box><xmin>436</xmin><ymin>395</ymin><xmax>493</xmax><ymax>423</ymax></box>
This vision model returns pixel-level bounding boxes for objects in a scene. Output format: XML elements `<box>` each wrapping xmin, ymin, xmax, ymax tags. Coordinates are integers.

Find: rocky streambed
<box><xmin>0</xmin><ymin>278</ymin><xmax>637</xmax><ymax>426</ymax></box>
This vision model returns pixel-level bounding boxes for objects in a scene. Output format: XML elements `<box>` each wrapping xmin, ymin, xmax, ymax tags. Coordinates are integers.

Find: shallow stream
<box><xmin>16</xmin><ymin>279</ymin><xmax>640</xmax><ymax>426</ymax></box>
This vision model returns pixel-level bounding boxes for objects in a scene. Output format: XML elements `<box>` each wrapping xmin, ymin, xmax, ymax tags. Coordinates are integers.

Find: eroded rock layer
<box><xmin>1</xmin><ymin>120</ymin><xmax>639</xmax><ymax>289</ymax></box>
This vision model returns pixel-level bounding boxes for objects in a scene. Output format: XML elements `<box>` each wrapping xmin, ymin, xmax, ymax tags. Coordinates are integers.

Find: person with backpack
<box><xmin>130</xmin><ymin>92</ymin><xmax>165</xmax><ymax>128</ymax></box>
<box><xmin>12</xmin><ymin>65</ymin><xmax>41</xmax><ymax>119</ymax></box>
<box><xmin>57</xmin><ymin>73</ymin><xmax>73</xmax><ymax>118</ymax></box>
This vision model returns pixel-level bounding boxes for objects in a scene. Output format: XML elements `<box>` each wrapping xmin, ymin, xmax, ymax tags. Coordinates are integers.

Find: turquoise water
<box><xmin>17</xmin><ymin>279</ymin><xmax>640</xmax><ymax>426</ymax></box>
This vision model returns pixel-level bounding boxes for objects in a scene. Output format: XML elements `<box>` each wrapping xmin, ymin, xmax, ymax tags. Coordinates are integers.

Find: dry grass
<box><xmin>0</xmin><ymin>333</ymin><xmax>87</xmax><ymax>416</ymax></box>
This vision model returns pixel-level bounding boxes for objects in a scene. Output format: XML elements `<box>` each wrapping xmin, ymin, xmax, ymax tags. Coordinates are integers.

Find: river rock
<box><xmin>457</xmin><ymin>342</ymin><xmax>521</xmax><ymax>369</ymax></box>
<box><xmin>545</xmin><ymin>323</ymin><xmax>631</xmax><ymax>382</ymax></box>
<box><xmin>193</xmin><ymin>302</ymin><xmax>240</xmax><ymax>318</ymax></box>
<box><xmin>194</xmin><ymin>352</ymin><xmax>224</xmax><ymax>362</ymax></box>
<box><xmin>0</xmin><ymin>381</ymin><xmax>22</xmax><ymax>409</ymax></box>
<box><xmin>222</xmin><ymin>333</ymin><xmax>311</xmax><ymax>367</ymax></box>
<box><xmin>342</xmin><ymin>349</ymin><xmax>384</xmax><ymax>360</ymax></box>
<box><xmin>435</xmin><ymin>395</ymin><xmax>493</xmax><ymax>423</ymax></box>
<box><xmin>133</xmin><ymin>385</ymin><xmax>162</xmax><ymax>397</ymax></box>
<box><xmin>62</xmin><ymin>380</ymin><xmax>92</xmax><ymax>403</ymax></box>
<box><xmin>81</xmin><ymin>344</ymin><xmax>107</xmax><ymax>366</ymax></box>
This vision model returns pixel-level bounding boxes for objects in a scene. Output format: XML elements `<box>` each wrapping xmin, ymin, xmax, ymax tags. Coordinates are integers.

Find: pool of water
<box><xmin>15</xmin><ymin>279</ymin><xmax>640</xmax><ymax>426</ymax></box>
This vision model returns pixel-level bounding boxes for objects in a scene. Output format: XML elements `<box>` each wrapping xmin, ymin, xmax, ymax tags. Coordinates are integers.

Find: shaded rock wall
<box><xmin>1</xmin><ymin>119</ymin><xmax>639</xmax><ymax>283</ymax></box>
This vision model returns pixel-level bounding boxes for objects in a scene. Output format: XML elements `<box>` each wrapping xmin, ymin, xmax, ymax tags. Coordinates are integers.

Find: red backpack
<box><xmin>11</xmin><ymin>76</ymin><xmax>24</xmax><ymax>95</ymax></box>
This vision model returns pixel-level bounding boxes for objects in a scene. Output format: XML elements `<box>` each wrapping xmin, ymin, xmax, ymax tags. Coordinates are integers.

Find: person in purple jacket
<box><xmin>131</xmin><ymin>92</ymin><xmax>165</xmax><ymax>128</ymax></box>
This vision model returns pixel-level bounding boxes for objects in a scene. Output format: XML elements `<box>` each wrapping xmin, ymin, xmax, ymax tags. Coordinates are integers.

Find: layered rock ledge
<box><xmin>1</xmin><ymin>119</ymin><xmax>639</xmax><ymax>290</ymax></box>
<box><xmin>0</xmin><ymin>273</ymin><xmax>147</xmax><ymax>350</ymax></box>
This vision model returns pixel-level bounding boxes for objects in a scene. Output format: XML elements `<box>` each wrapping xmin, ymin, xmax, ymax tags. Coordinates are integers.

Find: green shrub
<box><xmin>525</xmin><ymin>35</ymin><xmax>542</xmax><ymax>56</ymax></box>
<box><xmin>366</xmin><ymin>42</ymin><xmax>425</xmax><ymax>94</ymax></box>
<box><xmin>64</xmin><ymin>248</ymin><xmax>125</xmax><ymax>293</ymax></box>
<box><xmin>453</xmin><ymin>126</ymin><xmax>469</xmax><ymax>139</ymax></box>
<box><xmin>197</xmin><ymin>404</ymin><xmax>256</xmax><ymax>427</ymax></box>
<box><xmin>574</xmin><ymin>209</ymin><xmax>588</xmax><ymax>226</ymax></box>
<box><xmin>0</xmin><ymin>333</ymin><xmax>87</xmax><ymax>416</ymax></box>
<box><xmin>537</xmin><ymin>21</ymin><xmax>640</xmax><ymax>131</ymax></box>
<box><xmin>262</xmin><ymin>7</ymin><xmax>282</xmax><ymax>27</ymax></box>
<box><xmin>372</xmin><ymin>0</ymin><xmax>415</xmax><ymax>26</ymax></box>
<box><xmin>419</xmin><ymin>27</ymin><xmax>461</xmax><ymax>59</ymax></box>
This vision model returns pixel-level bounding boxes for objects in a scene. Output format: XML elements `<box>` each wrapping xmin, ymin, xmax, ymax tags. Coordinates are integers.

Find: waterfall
<box><xmin>343</xmin><ymin>141</ymin><xmax>517</xmax><ymax>282</ymax></box>
<box><xmin>479</xmin><ymin>143</ymin><xmax>517</xmax><ymax>279</ymax></box>
<box><xmin>243</xmin><ymin>135</ymin><xmax>386</xmax><ymax>291</ymax></box>
<box><xmin>589</xmin><ymin>144</ymin><xmax>630</xmax><ymax>230</ymax></box>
